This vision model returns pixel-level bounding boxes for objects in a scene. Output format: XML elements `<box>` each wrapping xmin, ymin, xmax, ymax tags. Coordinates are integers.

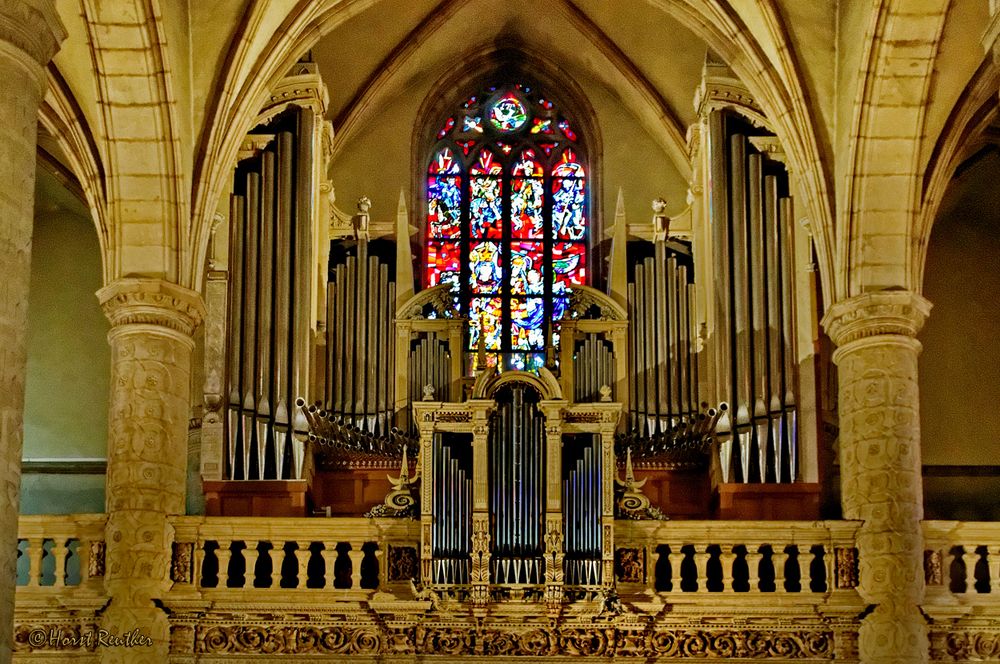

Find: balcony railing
<box><xmin>613</xmin><ymin>520</ymin><xmax>863</xmax><ymax>610</ymax></box>
<box><xmin>168</xmin><ymin>516</ymin><xmax>420</xmax><ymax>596</ymax></box>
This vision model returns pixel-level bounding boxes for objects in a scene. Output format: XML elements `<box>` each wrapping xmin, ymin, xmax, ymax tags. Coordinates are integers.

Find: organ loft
<box><xmin>8</xmin><ymin>1</ymin><xmax>1000</xmax><ymax>663</ymax></box>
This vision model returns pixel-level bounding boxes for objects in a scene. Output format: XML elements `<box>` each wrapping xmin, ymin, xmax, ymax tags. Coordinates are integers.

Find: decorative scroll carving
<box><xmin>171</xmin><ymin>542</ymin><xmax>194</xmax><ymax>584</ymax></box>
<box><xmin>615</xmin><ymin>548</ymin><xmax>644</xmax><ymax>583</ymax></box>
<box><xmin>195</xmin><ymin>625</ymin><xmax>384</xmax><ymax>655</ymax></box>
<box><xmin>945</xmin><ymin>631</ymin><xmax>1000</xmax><ymax>661</ymax></box>
<box><xmin>614</xmin><ymin>448</ymin><xmax>666</xmax><ymax>520</ymax></box>
<box><xmin>88</xmin><ymin>540</ymin><xmax>106</xmax><ymax>578</ymax></box>
<box><xmin>365</xmin><ymin>445</ymin><xmax>419</xmax><ymax>518</ymax></box>
<box><xmin>924</xmin><ymin>550</ymin><xmax>943</xmax><ymax>586</ymax></box>
<box><xmin>415</xmin><ymin>626</ymin><xmax>474</xmax><ymax>655</ymax></box>
<box><xmin>835</xmin><ymin>547</ymin><xmax>858</xmax><ymax>589</ymax></box>
<box><xmin>387</xmin><ymin>546</ymin><xmax>418</xmax><ymax>581</ymax></box>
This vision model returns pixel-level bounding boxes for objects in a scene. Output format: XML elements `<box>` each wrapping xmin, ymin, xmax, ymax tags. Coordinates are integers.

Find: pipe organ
<box><xmin>225</xmin><ymin>108</ymin><xmax>317</xmax><ymax>481</ymax></box>
<box><xmin>573</xmin><ymin>334</ymin><xmax>615</xmax><ymax>403</ymax></box>
<box><xmin>209</xmin><ymin>60</ymin><xmax>813</xmax><ymax>609</ymax></box>
<box><xmin>707</xmin><ymin>111</ymin><xmax>798</xmax><ymax>484</ymax></box>
<box><xmin>432</xmin><ymin>433</ymin><xmax>472</xmax><ymax>585</ymax></box>
<box><xmin>409</xmin><ymin>334</ymin><xmax>451</xmax><ymax>417</ymax></box>
<box><xmin>489</xmin><ymin>384</ymin><xmax>545</xmax><ymax>586</ymax></box>
<box><xmin>562</xmin><ymin>433</ymin><xmax>602</xmax><ymax>587</ymax></box>
<box><xmin>325</xmin><ymin>240</ymin><xmax>396</xmax><ymax>436</ymax></box>
<box><xmin>626</xmin><ymin>244</ymin><xmax>699</xmax><ymax>435</ymax></box>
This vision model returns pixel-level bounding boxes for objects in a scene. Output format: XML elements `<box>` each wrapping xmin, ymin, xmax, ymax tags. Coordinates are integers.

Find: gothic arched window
<box><xmin>425</xmin><ymin>83</ymin><xmax>589</xmax><ymax>372</ymax></box>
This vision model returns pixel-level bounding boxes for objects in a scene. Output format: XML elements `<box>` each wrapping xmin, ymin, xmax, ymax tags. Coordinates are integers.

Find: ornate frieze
<box><xmin>169</xmin><ymin>620</ymin><xmax>840</xmax><ymax>659</ymax></box>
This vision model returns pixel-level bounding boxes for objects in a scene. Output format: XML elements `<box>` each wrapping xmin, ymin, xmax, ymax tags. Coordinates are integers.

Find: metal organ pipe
<box><xmin>706</xmin><ymin>111</ymin><xmax>800</xmax><ymax>484</ymax></box>
<box><xmin>224</xmin><ymin>108</ymin><xmax>318</xmax><ymax>482</ymax></box>
<box><xmin>226</xmin><ymin>193</ymin><xmax>244</xmax><ymax>479</ymax></box>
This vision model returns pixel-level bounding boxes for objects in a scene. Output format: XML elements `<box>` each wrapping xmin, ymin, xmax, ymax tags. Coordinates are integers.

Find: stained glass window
<box><xmin>425</xmin><ymin>84</ymin><xmax>589</xmax><ymax>372</ymax></box>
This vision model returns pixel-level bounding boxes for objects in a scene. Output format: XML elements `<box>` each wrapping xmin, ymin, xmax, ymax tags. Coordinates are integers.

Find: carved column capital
<box><xmin>821</xmin><ymin>290</ymin><xmax>931</xmax><ymax>349</ymax></box>
<box><xmin>0</xmin><ymin>0</ymin><xmax>66</xmax><ymax>67</ymax></box>
<box><xmin>98</xmin><ymin>278</ymin><xmax>206</xmax><ymax>340</ymax></box>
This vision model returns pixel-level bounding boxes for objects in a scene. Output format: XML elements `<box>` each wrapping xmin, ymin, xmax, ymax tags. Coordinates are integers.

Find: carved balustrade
<box><xmin>613</xmin><ymin>520</ymin><xmax>864</xmax><ymax>613</ymax></box>
<box><xmin>167</xmin><ymin>516</ymin><xmax>420</xmax><ymax>597</ymax></box>
<box><xmin>15</xmin><ymin>515</ymin><xmax>107</xmax><ymax>594</ymax></box>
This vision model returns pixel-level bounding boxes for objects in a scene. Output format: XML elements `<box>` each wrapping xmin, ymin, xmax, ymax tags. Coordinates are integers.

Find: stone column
<box><xmin>96</xmin><ymin>279</ymin><xmax>204</xmax><ymax>663</ymax></box>
<box><xmin>822</xmin><ymin>290</ymin><xmax>932</xmax><ymax>664</ymax></box>
<box><xmin>0</xmin><ymin>2</ymin><xmax>65</xmax><ymax>661</ymax></box>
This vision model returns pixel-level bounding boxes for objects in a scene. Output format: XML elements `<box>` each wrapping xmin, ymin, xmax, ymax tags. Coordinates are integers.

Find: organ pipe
<box><xmin>707</xmin><ymin>111</ymin><xmax>799</xmax><ymax>484</ymax></box>
<box><xmin>225</xmin><ymin>107</ymin><xmax>316</xmax><ymax>481</ymax></box>
<box><xmin>489</xmin><ymin>383</ymin><xmax>544</xmax><ymax>586</ymax></box>
<box><xmin>626</xmin><ymin>246</ymin><xmax>699</xmax><ymax>437</ymax></box>
<box><xmin>432</xmin><ymin>433</ymin><xmax>472</xmax><ymax>585</ymax></box>
<box><xmin>324</xmin><ymin>240</ymin><xmax>396</xmax><ymax>435</ymax></box>
<box><xmin>562</xmin><ymin>434</ymin><xmax>601</xmax><ymax>587</ymax></box>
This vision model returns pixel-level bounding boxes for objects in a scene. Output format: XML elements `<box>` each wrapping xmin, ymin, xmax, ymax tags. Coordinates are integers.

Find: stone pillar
<box><xmin>822</xmin><ymin>290</ymin><xmax>932</xmax><ymax>664</ymax></box>
<box><xmin>96</xmin><ymin>279</ymin><xmax>204</xmax><ymax>663</ymax></box>
<box><xmin>0</xmin><ymin>2</ymin><xmax>65</xmax><ymax>661</ymax></box>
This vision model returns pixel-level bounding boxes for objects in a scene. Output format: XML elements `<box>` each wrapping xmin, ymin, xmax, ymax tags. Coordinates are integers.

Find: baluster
<box><xmin>965</xmin><ymin>545</ymin><xmax>979</xmax><ymax>594</ymax></box>
<box><xmin>668</xmin><ymin>546</ymin><xmax>685</xmax><ymax>592</ymax></box>
<box><xmin>945</xmin><ymin>546</ymin><xmax>958</xmax><ymax>591</ymax></box>
<box><xmin>78</xmin><ymin>537</ymin><xmax>91</xmax><ymax>585</ymax></box>
<box><xmin>51</xmin><ymin>538</ymin><xmax>69</xmax><ymax>588</ymax></box>
<box><xmin>822</xmin><ymin>544</ymin><xmax>834</xmax><ymax>593</ymax></box>
<box><xmin>806</xmin><ymin>544</ymin><xmax>822</xmax><ymax>592</ymax></box>
<box><xmin>271</xmin><ymin>542</ymin><xmax>285</xmax><ymax>589</ymax></box>
<box><xmin>193</xmin><ymin>540</ymin><xmax>206</xmax><ymax>589</ymax></box>
<box><xmin>772</xmin><ymin>545</ymin><xmax>789</xmax><ymax>592</ymax></box>
<box><xmin>349</xmin><ymin>542</ymin><xmax>365</xmax><ymax>589</ymax></box>
<box><xmin>26</xmin><ymin>538</ymin><xmax>43</xmax><ymax>587</ymax></box>
<box><xmin>747</xmin><ymin>545</ymin><xmax>762</xmax><ymax>592</ymax></box>
<box><xmin>321</xmin><ymin>541</ymin><xmax>338</xmax><ymax>588</ymax></box>
<box><xmin>216</xmin><ymin>540</ymin><xmax>232</xmax><ymax>588</ymax></box>
<box><xmin>243</xmin><ymin>540</ymin><xmax>259</xmax><ymax>589</ymax></box>
<box><xmin>989</xmin><ymin>546</ymin><xmax>1000</xmax><ymax>594</ymax></box>
<box><xmin>693</xmin><ymin>546</ymin><xmax>711</xmax><ymax>592</ymax></box>
<box><xmin>296</xmin><ymin>541</ymin><xmax>311</xmax><ymax>589</ymax></box>
<box><xmin>720</xmin><ymin>545</ymin><xmax>736</xmax><ymax>592</ymax></box>
<box><xmin>372</xmin><ymin>545</ymin><xmax>384</xmax><ymax>589</ymax></box>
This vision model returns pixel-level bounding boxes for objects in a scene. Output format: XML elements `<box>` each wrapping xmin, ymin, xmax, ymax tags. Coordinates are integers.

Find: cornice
<box><xmin>821</xmin><ymin>290</ymin><xmax>932</xmax><ymax>348</ymax></box>
<box><xmin>97</xmin><ymin>278</ymin><xmax>206</xmax><ymax>338</ymax></box>
<box><xmin>0</xmin><ymin>0</ymin><xmax>66</xmax><ymax>67</ymax></box>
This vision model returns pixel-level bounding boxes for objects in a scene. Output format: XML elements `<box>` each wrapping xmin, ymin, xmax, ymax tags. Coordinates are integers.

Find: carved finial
<box><xmin>599</xmin><ymin>384</ymin><xmax>612</xmax><ymax>402</ymax></box>
<box><xmin>422</xmin><ymin>384</ymin><xmax>435</xmax><ymax>401</ymax></box>
<box><xmin>652</xmin><ymin>198</ymin><xmax>670</xmax><ymax>243</ymax></box>
<box><xmin>353</xmin><ymin>196</ymin><xmax>371</xmax><ymax>241</ymax></box>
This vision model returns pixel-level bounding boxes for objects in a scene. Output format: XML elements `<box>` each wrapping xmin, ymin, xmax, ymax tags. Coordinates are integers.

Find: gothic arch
<box><xmin>39</xmin><ymin>65</ymin><xmax>111</xmax><ymax>283</ymax></box>
<box><xmin>837</xmin><ymin>0</ymin><xmax>949</xmax><ymax>298</ymax></box>
<box><xmin>80</xmin><ymin>0</ymin><xmax>189</xmax><ymax>284</ymax></box>
<box><xmin>915</xmin><ymin>55</ymin><xmax>1000</xmax><ymax>292</ymax></box>
<box><xmin>192</xmin><ymin>0</ymin><xmax>834</xmax><ymax>299</ymax></box>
